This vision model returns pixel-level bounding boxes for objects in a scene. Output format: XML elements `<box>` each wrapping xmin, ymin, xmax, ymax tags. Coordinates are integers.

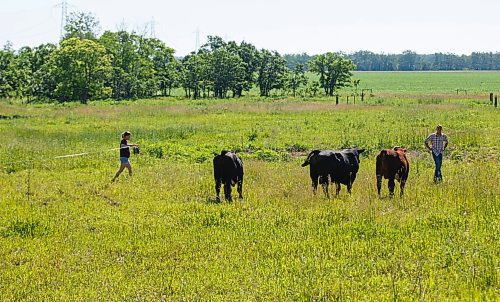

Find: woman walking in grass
<box><xmin>112</xmin><ymin>131</ymin><xmax>138</xmax><ymax>181</ymax></box>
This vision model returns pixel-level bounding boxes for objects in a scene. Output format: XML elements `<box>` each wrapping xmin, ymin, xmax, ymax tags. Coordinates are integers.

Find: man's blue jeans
<box><xmin>432</xmin><ymin>152</ymin><xmax>443</xmax><ymax>180</ymax></box>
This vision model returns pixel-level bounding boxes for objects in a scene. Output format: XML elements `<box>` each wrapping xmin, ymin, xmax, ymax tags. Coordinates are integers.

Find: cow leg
<box><xmin>376</xmin><ymin>174</ymin><xmax>382</xmax><ymax>197</ymax></box>
<box><xmin>348</xmin><ymin>172</ymin><xmax>357</xmax><ymax>195</ymax></box>
<box><xmin>311</xmin><ymin>173</ymin><xmax>319</xmax><ymax>195</ymax></box>
<box><xmin>376</xmin><ymin>155</ymin><xmax>383</xmax><ymax>197</ymax></box>
<box><xmin>400</xmin><ymin>176</ymin><xmax>407</xmax><ymax>197</ymax></box>
<box><xmin>215</xmin><ymin>179</ymin><xmax>222</xmax><ymax>201</ymax></box>
<box><xmin>237</xmin><ymin>178</ymin><xmax>243</xmax><ymax>200</ymax></box>
<box><xmin>335</xmin><ymin>182</ymin><xmax>341</xmax><ymax>197</ymax></box>
<box><xmin>320</xmin><ymin>175</ymin><xmax>330</xmax><ymax>199</ymax></box>
<box><xmin>224</xmin><ymin>181</ymin><xmax>232</xmax><ymax>201</ymax></box>
<box><xmin>388</xmin><ymin>177</ymin><xmax>395</xmax><ymax>197</ymax></box>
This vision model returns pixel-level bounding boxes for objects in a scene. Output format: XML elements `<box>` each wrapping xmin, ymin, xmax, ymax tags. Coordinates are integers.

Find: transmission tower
<box><xmin>150</xmin><ymin>17</ymin><xmax>156</xmax><ymax>38</ymax></box>
<box><xmin>58</xmin><ymin>0</ymin><xmax>68</xmax><ymax>39</ymax></box>
<box><xmin>195</xmin><ymin>27</ymin><xmax>200</xmax><ymax>51</ymax></box>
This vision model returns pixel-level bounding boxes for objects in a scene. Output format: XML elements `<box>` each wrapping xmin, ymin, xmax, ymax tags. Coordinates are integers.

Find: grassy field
<box><xmin>0</xmin><ymin>73</ymin><xmax>499</xmax><ymax>300</ymax></box>
<box><xmin>170</xmin><ymin>71</ymin><xmax>500</xmax><ymax>98</ymax></box>
<box><xmin>352</xmin><ymin>71</ymin><xmax>500</xmax><ymax>93</ymax></box>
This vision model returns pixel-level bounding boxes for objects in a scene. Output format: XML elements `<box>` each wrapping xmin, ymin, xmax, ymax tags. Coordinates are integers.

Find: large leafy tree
<box><xmin>210</xmin><ymin>48</ymin><xmax>246</xmax><ymax>98</ymax></box>
<box><xmin>181</xmin><ymin>52</ymin><xmax>209</xmax><ymax>99</ymax></box>
<box><xmin>286</xmin><ymin>63</ymin><xmax>308</xmax><ymax>97</ymax></box>
<box><xmin>49</xmin><ymin>38</ymin><xmax>112</xmax><ymax>103</ymax></box>
<box><xmin>200</xmin><ymin>37</ymin><xmax>246</xmax><ymax>99</ymax></box>
<box><xmin>7</xmin><ymin>44</ymin><xmax>57</xmax><ymax>101</ymax></box>
<box><xmin>309</xmin><ymin>52</ymin><xmax>355</xmax><ymax>96</ymax></box>
<box><xmin>229</xmin><ymin>41</ymin><xmax>259</xmax><ymax>97</ymax></box>
<box><xmin>26</xmin><ymin>43</ymin><xmax>58</xmax><ymax>100</ymax></box>
<box><xmin>0</xmin><ymin>43</ymin><xmax>18</xmax><ymax>98</ymax></box>
<box><xmin>398</xmin><ymin>50</ymin><xmax>418</xmax><ymax>71</ymax></box>
<box><xmin>12</xmin><ymin>46</ymin><xmax>34</xmax><ymax>99</ymax></box>
<box><xmin>100</xmin><ymin>31</ymin><xmax>175</xmax><ymax>99</ymax></box>
<box><xmin>181</xmin><ymin>36</ymin><xmax>256</xmax><ymax>99</ymax></box>
<box><xmin>257</xmin><ymin>49</ymin><xmax>287</xmax><ymax>97</ymax></box>
<box><xmin>145</xmin><ymin>38</ymin><xmax>178</xmax><ymax>97</ymax></box>
<box><xmin>63</xmin><ymin>11</ymin><xmax>100</xmax><ymax>40</ymax></box>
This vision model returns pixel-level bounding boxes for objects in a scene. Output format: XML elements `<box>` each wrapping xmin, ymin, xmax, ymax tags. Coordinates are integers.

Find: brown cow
<box><xmin>376</xmin><ymin>146</ymin><xmax>409</xmax><ymax>197</ymax></box>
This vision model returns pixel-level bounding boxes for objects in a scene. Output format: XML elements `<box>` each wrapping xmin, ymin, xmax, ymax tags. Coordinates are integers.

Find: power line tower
<box><xmin>150</xmin><ymin>17</ymin><xmax>156</xmax><ymax>38</ymax></box>
<box><xmin>195</xmin><ymin>27</ymin><xmax>200</xmax><ymax>52</ymax></box>
<box><xmin>57</xmin><ymin>0</ymin><xmax>68</xmax><ymax>39</ymax></box>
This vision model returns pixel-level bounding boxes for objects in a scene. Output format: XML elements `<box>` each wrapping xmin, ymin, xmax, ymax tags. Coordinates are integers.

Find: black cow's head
<box><xmin>351</xmin><ymin>146</ymin><xmax>365</xmax><ymax>155</ymax></box>
<box><xmin>350</xmin><ymin>147</ymin><xmax>365</xmax><ymax>163</ymax></box>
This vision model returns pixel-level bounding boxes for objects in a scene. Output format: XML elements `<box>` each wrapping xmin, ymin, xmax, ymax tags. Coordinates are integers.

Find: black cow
<box><xmin>213</xmin><ymin>150</ymin><xmax>244</xmax><ymax>201</ymax></box>
<box><xmin>302</xmin><ymin>147</ymin><xmax>365</xmax><ymax>198</ymax></box>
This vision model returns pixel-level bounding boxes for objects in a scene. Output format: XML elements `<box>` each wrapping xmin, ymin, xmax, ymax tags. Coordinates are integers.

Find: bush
<box><xmin>286</xmin><ymin>143</ymin><xmax>308</xmax><ymax>153</ymax></box>
<box><xmin>253</xmin><ymin>149</ymin><xmax>281</xmax><ymax>162</ymax></box>
<box><xmin>146</xmin><ymin>145</ymin><xmax>164</xmax><ymax>159</ymax></box>
<box><xmin>1</xmin><ymin>219</ymin><xmax>50</xmax><ymax>238</ymax></box>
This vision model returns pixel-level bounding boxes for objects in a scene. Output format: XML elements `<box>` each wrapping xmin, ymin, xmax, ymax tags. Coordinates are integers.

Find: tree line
<box><xmin>4</xmin><ymin>12</ymin><xmax>497</xmax><ymax>103</ymax></box>
<box><xmin>0</xmin><ymin>12</ymin><xmax>357</xmax><ymax>103</ymax></box>
<box><xmin>285</xmin><ymin>50</ymin><xmax>500</xmax><ymax>71</ymax></box>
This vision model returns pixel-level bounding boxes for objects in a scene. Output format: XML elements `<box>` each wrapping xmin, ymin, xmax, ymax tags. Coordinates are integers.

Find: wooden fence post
<box><xmin>335</xmin><ymin>95</ymin><xmax>339</xmax><ymax>105</ymax></box>
<box><xmin>490</xmin><ymin>93</ymin><xmax>494</xmax><ymax>104</ymax></box>
<box><xmin>495</xmin><ymin>95</ymin><xmax>498</xmax><ymax>108</ymax></box>
<box><xmin>347</xmin><ymin>96</ymin><xmax>349</xmax><ymax>104</ymax></box>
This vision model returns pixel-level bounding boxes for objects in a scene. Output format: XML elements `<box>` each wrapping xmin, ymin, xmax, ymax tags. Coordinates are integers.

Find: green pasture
<box><xmin>352</xmin><ymin>71</ymin><xmax>500</xmax><ymax>94</ymax></box>
<box><xmin>0</xmin><ymin>76</ymin><xmax>499</xmax><ymax>300</ymax></box>
<box><xmin>230</xmin><ymin>71</ymin><xmax>500</xmax><ymax>98</ymax></box>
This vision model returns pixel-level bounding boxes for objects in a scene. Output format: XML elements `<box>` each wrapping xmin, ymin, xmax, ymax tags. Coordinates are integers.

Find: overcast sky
<box><xmin>1</xmin><ymin>0</ymin><xmax>499</xmax><ymax>55</ymax></box>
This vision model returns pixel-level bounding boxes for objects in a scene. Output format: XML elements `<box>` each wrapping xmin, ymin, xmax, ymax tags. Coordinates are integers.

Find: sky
<box><xmin>1</xmin><ymin>0</ymin><xmax>499</xmax><ymax>56</ymax></box>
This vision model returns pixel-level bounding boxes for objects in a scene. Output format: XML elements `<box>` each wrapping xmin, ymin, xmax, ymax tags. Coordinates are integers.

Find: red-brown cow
<box><xmin>376</xmin><ymin>146</ymin><xmax>409</xmax><ymax>197</ymax></box>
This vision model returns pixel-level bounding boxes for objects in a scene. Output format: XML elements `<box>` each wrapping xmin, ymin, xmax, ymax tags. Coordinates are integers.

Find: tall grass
<box><xmin>0</xmin><ymin>90</ymin><xmax>498</xmax><ymax>300</ymax></box>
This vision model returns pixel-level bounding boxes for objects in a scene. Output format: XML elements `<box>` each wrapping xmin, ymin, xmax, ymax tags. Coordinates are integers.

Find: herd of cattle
<box><xmin>213</xmin><ymin>147</ymin><xmax>410</xmax><ymax>201</ymax></box>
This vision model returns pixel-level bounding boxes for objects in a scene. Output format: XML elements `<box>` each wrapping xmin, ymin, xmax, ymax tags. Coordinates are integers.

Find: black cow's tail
<box><xmin>301</xmin><ymin>150</ymin><xmax>321</xmax><ymax>167</ymax></box>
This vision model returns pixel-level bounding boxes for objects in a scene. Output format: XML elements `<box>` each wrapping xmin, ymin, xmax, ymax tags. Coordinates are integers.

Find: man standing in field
<box><xmin>424</xmin><ymin>125</ymin><xmax>449</xmax><ymax>182</ymax></box>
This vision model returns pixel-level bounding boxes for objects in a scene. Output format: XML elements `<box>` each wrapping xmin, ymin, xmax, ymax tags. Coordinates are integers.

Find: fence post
<box><xmin>336</xmin><ymin>95</ymin><xmax>339</xmax><ymax>105</ymax></box>
<box><xmin>347</xmin><ymin>96</ymin><xmax>349</xmax><ymax>104</ymax></box>
<box><xmin>490</xmin><ymin>93</ymin><xmax>494</xmax><ymax>104</ymax></box>
<box><xmin>495</xmin><ymin>95</ymin><xmax>498</xmax><ymax>108</ymax></box>
<box><xmin>361</xmin><ymin>92</ymin><xmax>364</xmax><ymax>102</ymax></box>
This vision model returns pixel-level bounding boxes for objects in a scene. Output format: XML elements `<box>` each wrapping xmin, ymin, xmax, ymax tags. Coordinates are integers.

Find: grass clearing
<box><xmin>0</xmin><ymin>73</ymin><xmax>499</xmax><ymax>300</ymax></box>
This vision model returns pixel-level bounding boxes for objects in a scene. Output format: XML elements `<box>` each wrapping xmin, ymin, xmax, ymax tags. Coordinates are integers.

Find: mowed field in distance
<box><xmin>0</xmin><ymin>72</ymin><xmax>499</xmax><ymax>301</ymax></box>
<box><xmin>232</xmin><ymin>70</ymin><xmax>500</xmax><ymax>98</ymax></box>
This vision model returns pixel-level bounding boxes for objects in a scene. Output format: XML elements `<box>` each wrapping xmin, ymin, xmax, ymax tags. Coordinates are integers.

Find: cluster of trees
<box><xmin>0</xmin><ymin>12</ymin><xmax>179</xmax><ymax>103</ymax></box>
<box><xmin>285</xmin><ymin>51</ymin><xmax>500</xmax><ymax>71</ymax></box>
<box><xmin>0</xmin><ymin>12</ymin><xmax>357</xmax><ymax>103</ymax></box>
